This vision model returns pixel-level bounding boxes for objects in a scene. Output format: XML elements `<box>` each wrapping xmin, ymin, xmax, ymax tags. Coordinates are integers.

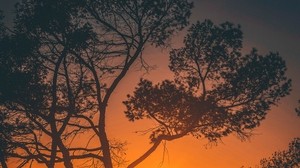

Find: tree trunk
<box><xmin>0</xmin><ymin>150</ymin><xmax>8</xmax><ymax>168</ymax></box>
<box><xmin>57</xmin><ymin>138</ymin><xmax>73</xmax><ymax>168</ymax></box>
<box><xmin>49</xmin><ymin>123</ymin><xmax>58</xmax><ymax>168</ymax></box>
<box><xmin>99</xmin><ymin>105</ymin><xmax>113</xmax><ymax>168</ymax></box>
<box><xmin>49</xmin><ymin>50</ymin><xmax>66</xmax><ymax>168</ymax></box>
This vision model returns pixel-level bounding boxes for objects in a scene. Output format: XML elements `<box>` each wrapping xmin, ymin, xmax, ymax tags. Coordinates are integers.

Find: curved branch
<box><xmin>127</xmin><ymin>132</ymin><xmax>188</xmax><ymax>168</ymax></box>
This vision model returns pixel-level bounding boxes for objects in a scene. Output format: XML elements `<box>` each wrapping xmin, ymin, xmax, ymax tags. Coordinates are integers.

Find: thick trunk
<box><xmin>49</xmin><ymin>50</ymin><xmax>66</xmax><ymax>168</ymax></box>
<box><xmin>57</xmin><ymin>139</ymin><xmax>73</xmax><ymax>168</ymax></box>
<box><xmin>99</xmin><ymin>105</ymin><xmax>113</xmax><ymax>168</ymax></box>
<box><xmin>49</xmin><ymin>125</ymin><xmax>58</xmax><ymax>168</ymax></box>
<box><xmin>49</xmin><ymin>124</ymin><xmax>74</xmax><ymax>168</ymax></box>
<box><xmin>49</xmin><ymin>49</ymin><xmax>73</xmax><ymax>168</ymax></box>
<box><xmin>91</xmin><ymin>43</ymin><xmax>144</xmax><ymax>168</ymax></box>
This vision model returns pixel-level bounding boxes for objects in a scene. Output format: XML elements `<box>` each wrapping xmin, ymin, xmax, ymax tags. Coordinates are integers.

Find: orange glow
<box><xmin>7</xmin><ymin>35</ymin><xmax>300</xmax><ymax>168</ymax></box>
<box><xmin>103</xmin><ymin>46</ymin><xmax>300</xmax><ymax>167</ymax></box>
<box><xmin>4</xmin><ymin>1</ymin><xmax>300</xmax><ymax>167</ymax></box>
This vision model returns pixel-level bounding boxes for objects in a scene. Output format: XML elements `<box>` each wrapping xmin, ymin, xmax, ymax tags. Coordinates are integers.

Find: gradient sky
<box><xmin>1</xmin><ymin>0</ymin><xmax>300</xmax><ymax>167</ymax></box>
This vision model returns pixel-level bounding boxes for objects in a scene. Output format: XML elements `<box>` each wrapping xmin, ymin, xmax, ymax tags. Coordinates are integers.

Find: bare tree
<box><xmin>123</xmin><ymin>20</ymin><xmax>291</xmax><ymax>167</ymax></box>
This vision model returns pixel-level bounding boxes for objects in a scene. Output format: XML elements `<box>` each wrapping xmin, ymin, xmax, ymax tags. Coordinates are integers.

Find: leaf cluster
<box><xmin>260</xmin><ymin>138</ymin><xmax>300</xmax><ymax>168</ymax></box>
<box><xmin>124</xmin><ymin>20</ymin><xmax>291</xmax><ymax>143</ymax></box>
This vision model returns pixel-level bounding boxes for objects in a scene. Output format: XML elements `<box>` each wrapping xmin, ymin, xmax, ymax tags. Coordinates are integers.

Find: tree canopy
<box><xmin>260</xmin><ymin>138</ymin><xmax>300</xmax><ymax>168</ymax></box>
<box><xmin>123</xmin><ymin>20</ymin><xmax>291</xmax><ymax>166</ymax></box>
<box><xmin>0</xmin><ymin>0</ymin><xmax>193</xmax><ymax>167</ymax></box>
<box><xmin>259</xmin><ymin>101</ymin><xmax>300</xmax><ymax>168</ymax></box>
<box><xmin>0</xmin><ymin>1</ymin><xmax>296</xmax><ymax>167</ymax></box>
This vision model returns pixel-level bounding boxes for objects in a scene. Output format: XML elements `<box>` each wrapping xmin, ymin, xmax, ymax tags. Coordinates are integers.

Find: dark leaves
<box><xmin>125</xmin><ymin>19</ymin><xmax>291</xmax><ymax>143</ymax></box>
<box><xmin>260</xmin><ymin>138</ymin><xmax>300</xmax><ymax>168</ymax></box>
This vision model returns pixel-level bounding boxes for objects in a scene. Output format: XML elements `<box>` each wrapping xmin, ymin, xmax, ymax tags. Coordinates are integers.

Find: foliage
<box><xmin>0</xmin><ymin>11</ymin><xmax>46</xmax><ymax>167</ymax></box>
<box><xmin>259</xmin><ymin>101</ymin><xmax>300</xmax><ymax>168</ymax></box>
<box><xmin>0</xmin><ymin>0</ymin><xmax>193</xmax><ymax>167</ymax></box>
<box><xmin>124</xmin><ymin>20</ymin><xmax>291</xmax><ymax>165</ymax></box>
<box><xmin>260</xmin><ymin>138</ymin><xmax>300</xmax><ymax>168</ymax></box>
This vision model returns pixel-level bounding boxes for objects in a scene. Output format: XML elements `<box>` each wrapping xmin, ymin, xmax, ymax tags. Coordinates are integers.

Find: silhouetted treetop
<box><xmin>0</xmin><ymin>14</ymin><xmax>46</xmax><ymax>107</ymax></box>
<box><xmin>260</xmin><ymin>138</ymin><xmax>300</xmax><ymax>168</ymax></box>
<box><xmin>15</xmin><ymin>0</ymin><xmax>85</xmax><ymax>31</ymax></box>
<box><xmin>259</xmin><ymin>101</ymin><xmax>300</xmax><ymax>168</ymax></box>
<box><xmin>15</xmin><ymin>0</ymin><xmax>96</xmax><ymax>53</ymax></box>
<box><xmin>86</xmin><ymin>0</ymin><xmax>193</xmax><ymax>46</ymax></box>
<box><xmin>124</xmin><ymin>20</ymin><xmax>291</xmax><ymax>143</ymax></box>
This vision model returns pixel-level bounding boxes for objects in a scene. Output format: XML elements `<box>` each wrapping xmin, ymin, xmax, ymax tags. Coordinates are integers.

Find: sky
<box><xmin>1</xmin><ymin>0</ymin><xmax>300</xmax><ymax>167</ymax></box>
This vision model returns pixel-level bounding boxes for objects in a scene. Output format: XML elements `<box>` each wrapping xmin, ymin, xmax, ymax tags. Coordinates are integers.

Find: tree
<box><xmin>259</xmin><ymin>138</ymin><xmax>300</xmax><ymax>168</ymax></box>
<box><xmin>1</xmin><ymin>1</ymin><xmax>91</xmax><ymax>167</ymax></box>
<box><xmin>0</xmin><ymin>0</ymin><xmax>193</xmax><ymax>167</ymax></box>
<box><xmin>0</xmin><ymin>10</ymin><xmax>47</xmax><ymax>168</ymax></box>
<box><xmin>0</xmin><ymin>11</ymin><xmax>9</xmax><ymax>168</ymax></box>
<box><xmin>259</xmin><ymin>101</ymin><xmax>300</xmax><ymax>168</ymax></box>
<box><xmin>123</xmin><ymin>20</ymin><xmax>291</xmax><ymax>167</ymax></box>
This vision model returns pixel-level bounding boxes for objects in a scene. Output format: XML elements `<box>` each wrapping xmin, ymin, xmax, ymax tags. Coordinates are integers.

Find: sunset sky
<box><xmin>1</xmin><ymin>0</ymin><xmax>300</xmax><ymax>167</ymax></box>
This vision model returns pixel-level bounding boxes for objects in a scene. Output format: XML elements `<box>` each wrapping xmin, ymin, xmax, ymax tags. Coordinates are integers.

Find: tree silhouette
<box><xmin>0</xmin><ymin>10</ymin><xmax>47</xmax><ymax>168</ymax></box>
<box><xmin>0</xmin><ymin>11</ymin><xmax>9</xmax><ymax>168</ymax></box>
<box><xmin>259</xmin><ymin>101</ymin><xmax>300</xmax><ymax>168</ymax></box>
<box><xmin>0</xmin><ymin>0</ymin><xmax>193</xmax><ymax>167</ymax></box>
<box><xmin>123</xmin><ymin>20</ymin><xmax>291</xmax><ymax>167</ymax></box>
<box><xmin>259</xmin><ymin>138</ymin><xmax>300</xmax><ymax>168</ymax></box>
